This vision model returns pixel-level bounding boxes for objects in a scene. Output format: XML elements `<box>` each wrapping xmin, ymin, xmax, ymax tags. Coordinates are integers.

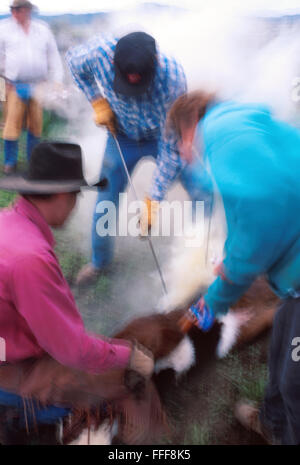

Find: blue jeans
<box><xmin>259</xmin><ymin>297</ymin><xmax>300</xmax><ymax>445</ymax></box>
<box><xmin>0</xmin><ymin>388</ymin><xmax>70</xmax><ymax>428</ymax></box>
<box><xmin>92</xmin><ymin>133</ymin><xmax>213</xmax><ymax>268</ymax></box>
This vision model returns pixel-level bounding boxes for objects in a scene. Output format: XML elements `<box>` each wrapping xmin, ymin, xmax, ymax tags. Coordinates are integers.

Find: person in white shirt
<box><xmin>0</xmin><ymin>0</ymin><xmax>63</xmax><ymax>174</ymax></box>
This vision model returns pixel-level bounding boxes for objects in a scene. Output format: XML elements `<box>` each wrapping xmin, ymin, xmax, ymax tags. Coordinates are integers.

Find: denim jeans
<box><xmin>0</xmin><ymin>388</ymin><xmax>69</xmax><ymax>428</ymax></box>
<box><xmin>91</xmin><ymin>132</ymin><xmax>213</xmax><ymax>268</ymax></box>
<box><xmin>259</xmin><ymin>297</ymin><xmax>300</xmax><ymax>445</ymax></box>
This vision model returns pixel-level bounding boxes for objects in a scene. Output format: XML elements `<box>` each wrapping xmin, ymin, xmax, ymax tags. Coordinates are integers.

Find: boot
<box><xmin>27</xmin><ymin>132</ymin><xmax>40</xmax><ymax>161</ymax></box>
<box><xmin>3</xmin><ymin>139</ymin><xmax>18</xmax><ymax>174</ymax></box>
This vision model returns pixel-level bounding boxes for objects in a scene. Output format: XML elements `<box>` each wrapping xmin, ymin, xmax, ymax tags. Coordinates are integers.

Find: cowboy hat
<box><xmin>10</xmin><ymin>0</ymin><xmax>35</xmax><ymax>9</ymax></box>
<box><xmin>0</xmin><ymin>142</ymin><xmax>102</xmax><ymax>194</ymax></box>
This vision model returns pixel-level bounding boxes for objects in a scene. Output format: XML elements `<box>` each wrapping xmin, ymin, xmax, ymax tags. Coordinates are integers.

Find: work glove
<box><xmin>91</xmin><ymin>97</ymin><xmax>117</xmax><ymax>134</ymax></box>
<box><xmin>188</xmin><ymin>297</ymin><xmax>215</xmax><ymax>332</ymax></box>
<box><xmin>139</xmin><ymin>196</ymin><xmax>160</xmax><ymax>237</ymax></box>
<box><xmin>128</xmin><ymin>340</ymin><xmax>154</xmax><ymax>379</ymax></box>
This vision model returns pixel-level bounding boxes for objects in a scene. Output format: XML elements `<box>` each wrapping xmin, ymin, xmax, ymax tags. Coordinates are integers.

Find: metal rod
<box><xmin>112</xmin><ymin>134</ymin><xmax>168</xmax><ymax>295</ymax></box>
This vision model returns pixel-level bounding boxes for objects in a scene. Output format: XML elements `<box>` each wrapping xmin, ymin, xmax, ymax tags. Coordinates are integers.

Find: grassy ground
<box><xmin>0</xmin><ymin>111</ymin><xmax>272</xmax><ymax>445</ymax></box>
<box><xmin>153</xmin><ymin>325</ymin><xmax>270</xmax><ymax>445</ymax></box>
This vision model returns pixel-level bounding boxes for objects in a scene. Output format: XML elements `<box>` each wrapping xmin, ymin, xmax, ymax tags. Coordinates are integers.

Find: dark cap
<box><xmin>113</xmin><ymin>32</ymin><xmax>157</xmax><ymax>97</ymax></box>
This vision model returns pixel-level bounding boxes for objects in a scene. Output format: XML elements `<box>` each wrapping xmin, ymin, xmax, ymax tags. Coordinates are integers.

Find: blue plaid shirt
<box><xmin>66</xmin><ymin>35</ymin><xmax>187</xmax><ymax>201</ymax></box>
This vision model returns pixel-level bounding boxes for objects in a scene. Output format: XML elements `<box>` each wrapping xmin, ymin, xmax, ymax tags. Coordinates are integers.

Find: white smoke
<box><xmin>159</xmin><ymin>191</ymin><xmax>227</xmax><ymax>311</ymax></box>
<box><xmin>38</xmin><ymin>5</ymin><xmax>300</xmax><ymax>318</ymax></box>
<box><xmin>109</xmin><ymin>6</ymin><xmax>300</xmax><ymax>119</ymax></box>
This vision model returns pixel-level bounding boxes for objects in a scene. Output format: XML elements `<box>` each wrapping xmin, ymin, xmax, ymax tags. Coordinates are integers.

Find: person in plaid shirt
<box><xmin>66</xmin><ymin>31</ymin><xmax>212</xmax><ymax>285</ymax></box>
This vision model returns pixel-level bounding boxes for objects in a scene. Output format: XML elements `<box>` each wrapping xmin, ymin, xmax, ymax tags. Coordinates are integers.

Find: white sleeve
<box><xmin>46</xmin><ymin>28</ymin><xmax>64</xmax><ymax>84</ymax></box>
<box><xmin>0</xmin><ymin>25</ymin><xmax>5</xmax><ymax>77</ymax></box>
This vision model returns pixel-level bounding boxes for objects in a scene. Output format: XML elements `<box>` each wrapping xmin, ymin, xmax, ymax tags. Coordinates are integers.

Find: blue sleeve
<box><xmin>150</xmin><ymin>129</ymin><xmax>183</xmax><ymax>201</ymax></box>
<box><xmin>65</xmin><ymin>42</ymin><xmax>102</xmax><ymax>102</ymax></box>
<box><xmin>204</xmin><ymin>133</ymin><xmax>284</xmax><ymax>315</ymax></box>
<box><xmin>149</xmin><ymin>57</ymin><xmax>187</xmax><ymax>201</ymax></box>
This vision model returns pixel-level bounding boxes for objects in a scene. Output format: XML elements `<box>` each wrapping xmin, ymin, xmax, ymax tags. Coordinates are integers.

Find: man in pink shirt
<box><xmin>0</xmin><ymin>141</ymin><xmax>154</xmax><ymax>444</ymax></box>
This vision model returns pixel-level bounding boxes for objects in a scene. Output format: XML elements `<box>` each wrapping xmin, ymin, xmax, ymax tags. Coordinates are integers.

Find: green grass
<box><xmin>56</xmin><ymin>247</ymin><xmax>87</xmax><ymax>283</ymax></box>
<box><xmin>77</xmin><ymin>275</ymin><xmax>111</xmax><ymax>306</ymax></box>
<box><xmin>217</xmin><ymin>347</ymin><xmax>268</xmax><ymax>404</ymax></box>
<box><xmin>210</xmin><ymin>391</ymin><xmax>234</xmax><ymax>425</ymax></box>
<box><xmin>184</xmin><ymin>421</ymin><xmax>211</xmax><ymax>445</ymax></box>
<box><xmin>0</xmin><ymin>190</ymin><xmax>16</xmax><ymax>207</ymax></box>
<box><xmin>237</xmin><ymin>365</ymin><xmax>268</xmax><ymax>403</ymax></box>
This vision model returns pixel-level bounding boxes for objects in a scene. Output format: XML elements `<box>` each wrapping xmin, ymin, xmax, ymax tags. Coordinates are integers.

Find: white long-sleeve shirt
<box><xmin>0</xmin><ymin>17</ymin><xmax>63</xmax><ymax>84</ymax></box>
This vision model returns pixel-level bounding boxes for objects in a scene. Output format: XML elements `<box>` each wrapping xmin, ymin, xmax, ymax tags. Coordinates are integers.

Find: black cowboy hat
<box><xmin>0</xmin><ymin>141</ymin><xmax>102</xmax><ymax>194</ymax></box>
<box><xmin>113</xmin><ymin>32</ymin><xmax>157</xmax><ymax>97</ymax></box>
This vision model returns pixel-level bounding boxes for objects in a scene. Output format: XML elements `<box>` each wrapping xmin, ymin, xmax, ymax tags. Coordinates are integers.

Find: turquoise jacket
<box><xmin>202</xmin><ymin>101</ymin><xmax>300</xmax><ymax>315</ymax></box>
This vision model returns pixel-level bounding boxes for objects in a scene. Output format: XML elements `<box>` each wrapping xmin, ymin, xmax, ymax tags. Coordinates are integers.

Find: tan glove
<box><xmin>91</xmin><ymin>98</ymin><xmax>117</xmax><ymax>134</ymax></box>
<box><xmin>129</xmin><ymin>341</ymin><xmax>154</xmax><ymax>379</ymax></box>
<box><xmin>139</xmin><ymin>196</ymin><xmax>160</xmax><ymax>237</ymax></box>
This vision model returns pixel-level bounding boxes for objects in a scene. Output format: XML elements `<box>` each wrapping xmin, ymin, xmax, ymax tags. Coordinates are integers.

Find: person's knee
<box><xmin>27</xmin><ymin>117</ymin><xmax>43</xmax><ymax>137</ymax></box>
<box><xmin>27</xmin><ymin>125</ymin><xmax>42</xmax><ymax>138</ymax></box>
<box><xmin>27</xmin><ymin>100</ymin><xmax>43</xmax><ymax>136</ymax></box>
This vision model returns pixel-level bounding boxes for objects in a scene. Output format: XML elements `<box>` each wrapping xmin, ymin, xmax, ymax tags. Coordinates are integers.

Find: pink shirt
<box><xmin>0</xmin><ymin>197</ymin><xmax>131</xmax><ymax>373</ymax></box>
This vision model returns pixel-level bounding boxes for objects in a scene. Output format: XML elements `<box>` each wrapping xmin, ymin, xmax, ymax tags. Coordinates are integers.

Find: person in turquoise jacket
<box><xmin>167</xmin><ymin>91</ymin><xmax>300</xmax><ymax>445</ymax></box>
